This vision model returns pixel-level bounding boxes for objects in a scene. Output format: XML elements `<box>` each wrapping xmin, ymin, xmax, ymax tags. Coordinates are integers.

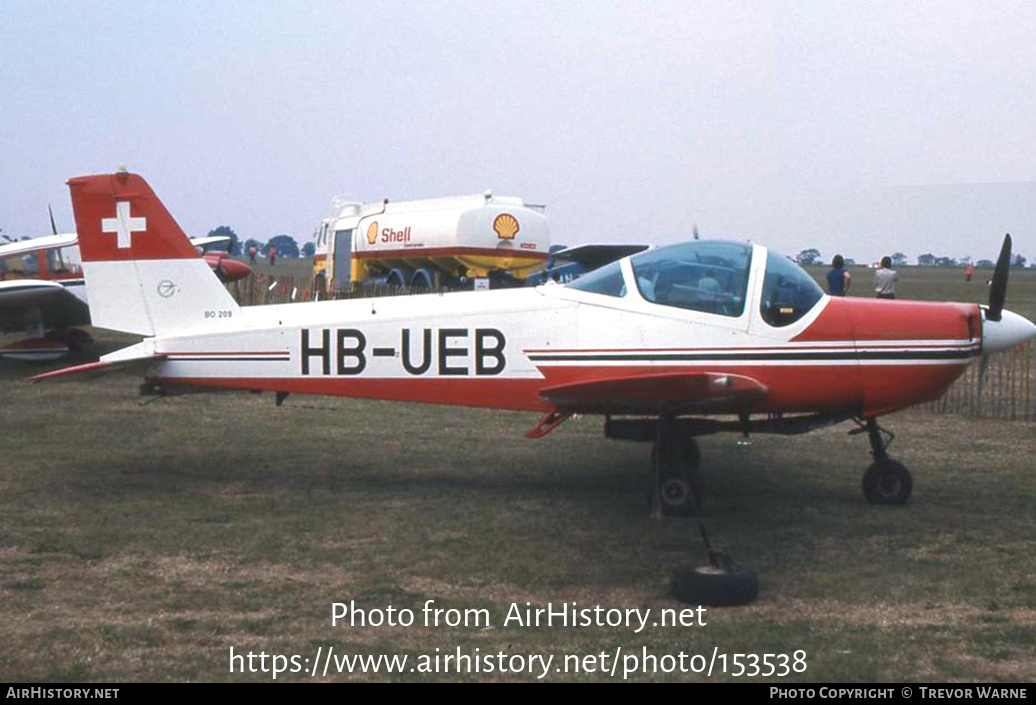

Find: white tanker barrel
<box><xmin>347</xmin><ymin>195</ymin><xmax>550</xmax><ymax>288</ymax></box>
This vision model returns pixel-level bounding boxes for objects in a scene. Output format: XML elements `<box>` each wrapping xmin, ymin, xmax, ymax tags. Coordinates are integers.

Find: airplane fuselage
<box><xmin>143</xmin><ymin>269</ymin><xmax>980</xmax><ymax>420</ymax></box>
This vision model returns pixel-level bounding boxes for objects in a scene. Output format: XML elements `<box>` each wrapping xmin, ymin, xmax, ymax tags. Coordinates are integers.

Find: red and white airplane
<box><xmin>35</xmin><ymin>171</ymin><xmax>1036</xmax><ymax>514</ymax></box>
<box><xmin>0</xmin><ymin>218</ymin><xmax>251</xmax><ymax>361</ymax></box>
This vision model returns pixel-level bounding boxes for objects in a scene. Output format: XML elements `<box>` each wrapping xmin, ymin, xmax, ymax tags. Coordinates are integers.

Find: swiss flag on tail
<box><xmin>67</xmin><ymin>170</ymin><xmax>239</xmax><ymax>337</ymax></box>
<box><xmin>68</xmin><ymin>171</ymin><xmax>200</xmax><ymax>262</ymax></box>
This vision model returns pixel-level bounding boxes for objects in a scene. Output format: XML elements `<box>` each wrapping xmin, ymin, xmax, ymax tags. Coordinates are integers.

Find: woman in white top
<box><xmin>874</xmin><ymin>256</ymin><xmax>899</xmax><ymax>299</ymax></box>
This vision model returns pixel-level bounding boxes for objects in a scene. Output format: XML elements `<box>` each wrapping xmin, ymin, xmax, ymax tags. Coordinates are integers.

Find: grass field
<box><xmin>806</xmin><ymin>265</ymin><xmax>1036</xmax><ymax>322</ymax></box>
<box><xmin>1</xmin><ymin>266</ymin><xmax>1034</xmax><ymax>682</ymax></box>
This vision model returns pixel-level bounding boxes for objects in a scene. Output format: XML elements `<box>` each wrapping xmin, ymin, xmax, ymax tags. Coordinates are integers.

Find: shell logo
<box><xmin>493</xmin><ymin>213</ymin><xmax>520</xmax><ymax>240</ymax></box>
<box><xmin>366</xmin><ymin>221</ymin><xmax>379</xmax><ymax>245</ymax></box>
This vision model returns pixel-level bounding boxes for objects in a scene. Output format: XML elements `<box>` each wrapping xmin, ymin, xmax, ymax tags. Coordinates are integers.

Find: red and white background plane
<box><xmin>36</xmin><ymin>170</ymin><xmax>1036</xmax><ymax>515</ymax></box>
<box><xmin>0</xmin><ymin>217</ymin><xmax>250</xmax><ymax>361</ymax></box>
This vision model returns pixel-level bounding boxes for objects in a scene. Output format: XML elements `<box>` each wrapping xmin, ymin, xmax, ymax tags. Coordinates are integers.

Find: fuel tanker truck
<box><xmin>311</xmin><ymin>191</ymin><xmax>551</xmax><ymax>295</ymax></box>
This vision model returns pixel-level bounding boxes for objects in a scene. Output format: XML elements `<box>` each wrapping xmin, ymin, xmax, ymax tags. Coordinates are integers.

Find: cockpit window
<box><xmin>629</xmin><ymin>241</ymin><xmax>752</xmax><ymax>317</ymax></box>
<box><xmin>760</xmin><ymin>249</ymin><xmax>824</xmax><ymax>327</ymax></box>
<box><xmin>566</xmin><ymin>259</ymin><xmax>627</xmax><ymax>297</ymax></box>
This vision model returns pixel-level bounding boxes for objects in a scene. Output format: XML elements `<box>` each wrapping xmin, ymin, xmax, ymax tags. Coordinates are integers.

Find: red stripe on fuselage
<box><xmin>161</xmin><ymin>351</ymin><xmax>289</xmax><ymax>356</ymax></box>
<box><xmin>152</xmin><ymin>357</ymin><xmax>970</xmax><ymax>417</ymax></box>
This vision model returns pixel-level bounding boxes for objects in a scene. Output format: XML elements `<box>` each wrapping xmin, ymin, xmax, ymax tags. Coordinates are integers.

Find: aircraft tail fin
<box><xmin>68</xmin><ymin>170</ymin><xmax>240</xmax><ymax>337</ymax></box>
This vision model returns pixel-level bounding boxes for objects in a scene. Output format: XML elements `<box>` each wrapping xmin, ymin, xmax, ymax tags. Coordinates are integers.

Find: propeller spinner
<box><xmin>981</xmin><ymin>233</ymin><xmax>1036</xmax><ymax>355</ymax></box>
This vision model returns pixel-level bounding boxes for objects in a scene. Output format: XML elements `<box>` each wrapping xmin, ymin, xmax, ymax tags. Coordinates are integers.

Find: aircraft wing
<box><xmin>0</xmin><ymin>234</ymin><xmax>226</xmax><ymax>255</ymax></box>
<box><xmin>189</xmin><ymin>236</ymin><xmax>230</xmax><ymax>250</ymax></box>
<box><xmin>538</xmin><ymin>371</ymin><xmax>767</xmax><ymax>415</ymax></box>
<box><xmin>0</xmin><ymin>233</ymin><xmax>78</xmax><ymax>259</ymax></box>
<box><xmin>0</xmin><ymin>280</ymin><xmax>89</xmax><ymax>332</ymax></box>
<box><xmin>550</xmin><ymin>243</ymin><xmax>650</xmax><ymax>270</ymax></box>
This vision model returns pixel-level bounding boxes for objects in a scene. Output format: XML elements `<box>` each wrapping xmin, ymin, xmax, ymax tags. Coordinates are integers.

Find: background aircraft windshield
<box><xmin>629</xmin><ymin>241</ymin><xmax>752</xmax><ymax>317</ymax></box>
<box><xmin>759</xmin><ymin>249</ymin><xmax>824</xmax><ymax>327</ymax></box>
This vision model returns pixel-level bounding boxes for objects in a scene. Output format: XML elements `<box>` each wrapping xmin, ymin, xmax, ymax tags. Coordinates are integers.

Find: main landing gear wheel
<box><xmin>857</xmin><ymin>418</ymin><xmax>912</xmax><ymax>505</ymax></box>
<box><xmin>652</xmin><ymin>417</ymin><xmax>703</xmax><ymax>517</ymax></box>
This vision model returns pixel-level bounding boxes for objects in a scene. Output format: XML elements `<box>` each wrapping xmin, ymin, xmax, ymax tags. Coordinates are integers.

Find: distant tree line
<box><xmin>797</xmin><ymin>248</ymin><xmax>1029</xmax><ymax>268</ymax></box>
<box><xmin>916</xmin><ymin>253</ymin><xmax>1027</xmax><ymax>268</ymax></box>
<box><xmin>205</xmin><ymin>226</ymin><xmax>315</xmax><ymax>258</ymax></box>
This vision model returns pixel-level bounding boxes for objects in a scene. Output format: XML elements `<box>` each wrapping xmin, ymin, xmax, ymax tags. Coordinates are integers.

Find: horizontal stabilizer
<box><xmin>538</xmin><ymin>372</ymin><xmax>767</xmax><ymax>414</ymax></box>
<box><xmin>29</xmin><ymin>344</ymin><xmax>163</xmax><ymax>383</ymax></box>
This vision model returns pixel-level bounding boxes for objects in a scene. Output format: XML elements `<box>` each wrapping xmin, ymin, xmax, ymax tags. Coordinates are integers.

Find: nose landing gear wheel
<box><xmin>862</xmin><ymin>459</ymin><xmax>912</xmax><ymax>505</ymax></box>
<box><xmin>856</xmin><ymin>418</ymin><xmax>912</xmax><ymax>505</ymax></box>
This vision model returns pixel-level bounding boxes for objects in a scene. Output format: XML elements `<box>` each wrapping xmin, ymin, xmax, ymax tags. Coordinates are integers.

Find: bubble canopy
<box><xmin>566</xmin><ymin>240</ymin><xmax>823</xmax><ymax>325</ymax></box>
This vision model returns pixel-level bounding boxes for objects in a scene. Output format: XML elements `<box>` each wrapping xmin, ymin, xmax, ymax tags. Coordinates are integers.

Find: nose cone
<box><xmin>983</xmin><ymin>309</ymin><xmax>1036</xmax><ymax>354</ymax></box>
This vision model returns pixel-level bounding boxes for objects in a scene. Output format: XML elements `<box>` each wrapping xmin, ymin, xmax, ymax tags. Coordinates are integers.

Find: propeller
<box><xmin>979</xmin><ymin>233</ymin><xmax>1013</xmax><ymax>396</ymax></box>
<box><xmin>977</xmin><ymin>348</ymin><xmax>991</xmax><ymax>400</ymax></box>
<box><xmin>48</xmin><ymin>204</ymin><xmax>58</xmax><ymax>236</ymax></box>
<box><xmin>986</xmin><ymin>233</ymin><xmax>1011</xmax><ymax>322</ymax></box>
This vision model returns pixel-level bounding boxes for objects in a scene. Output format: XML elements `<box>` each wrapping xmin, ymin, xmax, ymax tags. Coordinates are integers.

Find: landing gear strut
<box><xmin>652</xmin><ymin>413</ymin><xmax>704</xmax><ymax>517</ymax></box>
<box><xmin>857</xmin><ymin>418</ymin><xmax>912</xmax><ymax>504</ymax></box>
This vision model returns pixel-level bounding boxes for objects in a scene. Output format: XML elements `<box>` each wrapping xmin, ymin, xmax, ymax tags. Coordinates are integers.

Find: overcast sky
<box><xmin>1</xmin><ymin>0</ymin><xmax>1034</xmax><ymax>262</ymax></box>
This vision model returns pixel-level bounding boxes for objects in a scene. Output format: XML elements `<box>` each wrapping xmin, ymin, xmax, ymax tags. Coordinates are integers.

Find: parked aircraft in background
<box><xmin>36</xmin><ymin>171</ymin><xmax>1036</xmax><ymax>517</ymax></box>
<box><xmin>0</xmin><ymin>228</ymin><xmax>251</xmax><ymax>360</ymax></box>
<box><xmin>528</xmin><ymin>243</ymin><xmax>651</xmax><ymax>285</ymax></box>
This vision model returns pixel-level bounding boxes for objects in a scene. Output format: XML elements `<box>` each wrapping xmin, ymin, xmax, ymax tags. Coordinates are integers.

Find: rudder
<box><xmin>68</xmin><ymin>170</ymin><xmax>240</xmax><ymax>336</ymax></box>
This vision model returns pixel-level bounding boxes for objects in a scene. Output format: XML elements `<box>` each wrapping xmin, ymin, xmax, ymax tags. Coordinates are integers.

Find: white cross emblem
<box><xmin>101</xmin><ymin>201</ymin><xmax>147</xmax><ymax>249</ymax></box>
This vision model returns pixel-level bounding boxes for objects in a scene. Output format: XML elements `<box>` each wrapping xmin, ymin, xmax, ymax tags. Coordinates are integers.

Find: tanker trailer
<box><xmin>312</xmin><ymin>191</ymin><xmax>550</xmax><ymax>296</ymax></box>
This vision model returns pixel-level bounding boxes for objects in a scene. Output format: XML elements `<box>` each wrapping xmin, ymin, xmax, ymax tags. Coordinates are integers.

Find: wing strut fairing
<box><xmin>525</xmin><ymin>371</ymin><xmax>768</xmax><ymax>438</ymax></box>
<box><xmin>538</xmin><ymin>371</ymin><xmax>767</xmax><ymax>415</ymax></box>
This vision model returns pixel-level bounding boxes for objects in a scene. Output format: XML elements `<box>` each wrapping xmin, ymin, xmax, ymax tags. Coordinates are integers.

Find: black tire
<box><xmin>670</xmin><ymin>565</ymin><xmax>759</xmax><ymax>606</ymax></box>
<box><xmin>862</xmin><ymin>459</ymin><xmax>912</xmax><ymax>505</ymax></box>
<box><xmin>660</xmin><ymin>476</ymin><xmax>693</xmax><ymax>514</ymax></box>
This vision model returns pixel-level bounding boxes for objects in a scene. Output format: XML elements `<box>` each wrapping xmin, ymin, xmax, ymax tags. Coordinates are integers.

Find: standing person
<box><xmin>248</xmin><ymin>246</ymin><xmax>257</xmax><ymax>265</ymax></box>
<box><xmin>826</xmin><ymin>255</ymin><xmax>852</xmax><ymax>296</ymax></box>
<box><xmin>874</xmin><ymin>256</ymin><xmax>899</xmax><ymax>299</ymax></box>
<box><xmin>268</xmin><ymin>247</ymin><xmax>277</xmax><ymax>267</ymax></box>
<box><xmin>965</xmin><ymin>264</ymin><xmax>974</xmax><ymax>282</ymax></box>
